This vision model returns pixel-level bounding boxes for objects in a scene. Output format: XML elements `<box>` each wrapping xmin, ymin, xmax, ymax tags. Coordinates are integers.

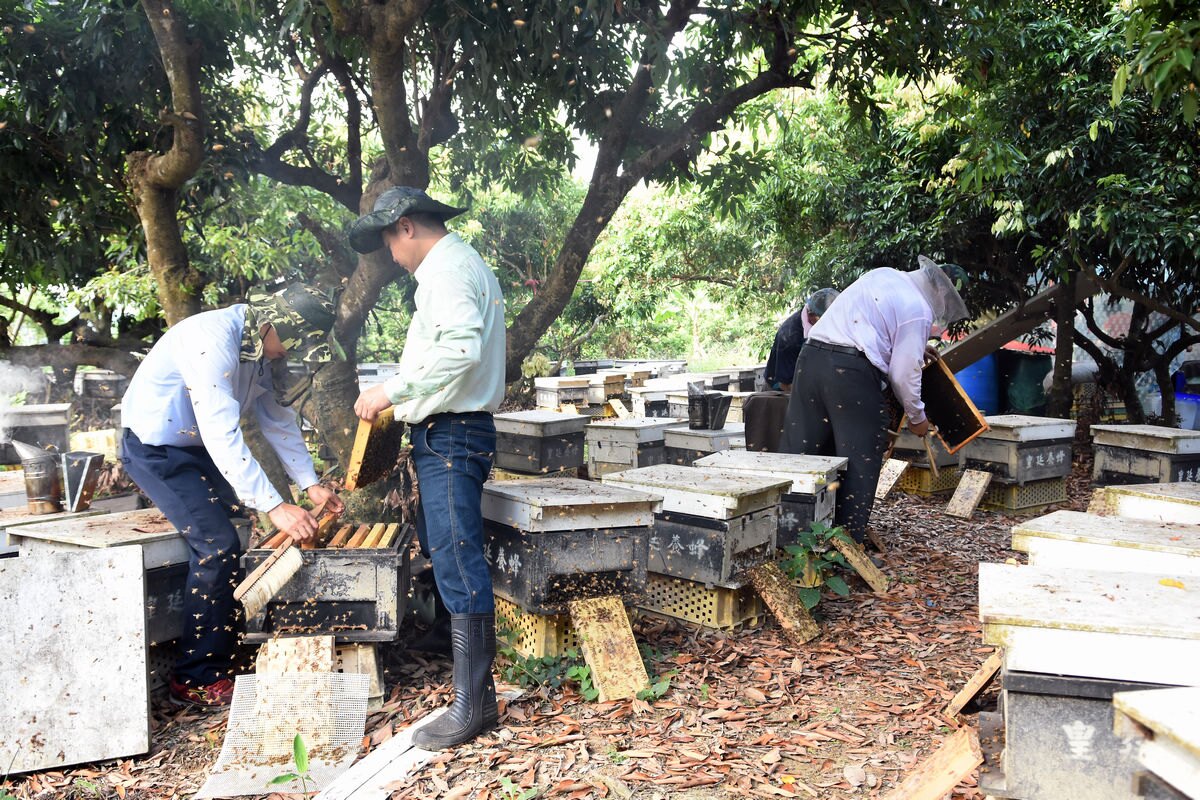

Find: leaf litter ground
<box><xmin>5</xmin><ymin>459</ymin><xmax>1100</xmax><ymax>800</ymax></box>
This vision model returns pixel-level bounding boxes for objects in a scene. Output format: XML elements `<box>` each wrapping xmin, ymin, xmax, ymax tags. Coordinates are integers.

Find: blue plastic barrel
<box><xmin>955</xmin><ymin>353</ymin><xmax>1001</xmax><ymax>415</ymax></box>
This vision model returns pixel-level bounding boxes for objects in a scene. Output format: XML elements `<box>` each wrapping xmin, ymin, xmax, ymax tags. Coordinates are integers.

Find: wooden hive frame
<box><xmin>921</xmin><ymin>358</ymin><xmax>990</xmax><ymax>454</ymax></box>
<box><xmin>344</xmin><ymin>407</ymin><xmax>406</xmax><ymax>491</ymax></box>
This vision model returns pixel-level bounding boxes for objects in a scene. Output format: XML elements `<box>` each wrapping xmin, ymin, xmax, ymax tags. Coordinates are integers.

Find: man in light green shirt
<box><xmin>351</xmin><ymin>186</ymin><xmax>505</xmax><ymax>750</ymax></box>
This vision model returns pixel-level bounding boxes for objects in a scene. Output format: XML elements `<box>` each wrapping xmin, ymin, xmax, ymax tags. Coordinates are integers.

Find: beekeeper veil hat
<box><xmin>910</xmin><ymin>255</ymin><xmax>969</xmax><ymax>327</ymax></box>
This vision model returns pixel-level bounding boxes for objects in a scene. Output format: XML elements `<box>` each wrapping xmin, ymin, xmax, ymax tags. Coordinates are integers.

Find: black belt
<box><xmin>417</xmin><ymin>410</ymin><xmax>493</xmax><ymax>426</ymax></box>
<box><xmin>809</xmin><ymin>340</ymin><xmax>865</xmax><ymax>358</ymax></box>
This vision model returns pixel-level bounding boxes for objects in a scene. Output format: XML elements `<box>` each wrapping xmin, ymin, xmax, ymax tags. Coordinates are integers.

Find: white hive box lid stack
<box><xmin>1100</xmin><ymin>482</ymin><xmax>1200</xmax><ymax>524</ymax></box>
<box><xmin>494</xmin><ymin>409</ymin><xmax>590</xmax><ymax>437</ymax></box>
<box><xmin>1012</xmin><ymin>509</ymin><xmax>1200</xmax><ymax>576</ymax></box>
<box><xmin>602</xmin><ymin>463</ymin><xmax>791</xmax><ymax>520</ymax></box>
<box><xmin>693</xmin><ymin>450</ymin><xmax>847</xmax><ymax>495</ymax></box>
<box><xmin>483</xmin><ymin>477</ymin><xmax>662</xmax><ymax>532</ymax></box>
<box><xmin>978</xmin><ymin>562</ymin><xmax>1200</xmax><ymax>687</ymax></box>
<box><xmin>1112</xmin><ymin>687</ymin><xmax>1200</xmax><ymax>798</ymax></box>
<box><xmin>1092</xmin><ymin>424</ymin><xmax>1200</xmax><ymax>454</ymax></box>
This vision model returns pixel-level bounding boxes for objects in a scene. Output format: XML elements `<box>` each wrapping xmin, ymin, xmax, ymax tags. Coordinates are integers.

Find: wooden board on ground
<box><xmin>568</xmin><ymin>596</ymin><xmax>649</xmax><ymax>702</ymax></box>
<box><xmin>833</xmin><ymin>537</ymin><xmax>890</xmax><ymax>594</ymax></box>
<box><xmin>946</xmin><ymin>469</ymin><xmax>994</xmax><ymax>519</ymax></box>
<box><xmin>345</xmin><ymin>407</ymin><xmax>405</xmax><ymax>491</ymax></box>
<box><xmin>1011</xmin><ymin>509</ymin><xmax>1200</xmax><ymax>576</ymax></box>
<box><xmin>881</xmin><ymin>727</ymin><xmax>983</xmax><ymax>800</ymax></box>
<box><xmin>748</xmin><ymin>561</ymin><xmax>820</xmax><ymax>645</ymax></box>
<box><xmin>1100</xmin><ymin>482</ymin><xmax>1200</xmax><ymax>525</ymax></box>
<box><xmin>608</xmin><ymin>398</ymin><xmax>631</xmax><ymax>419</ymax></box>
<box><xmin>256</xmin><ymin>635</ymin><xmax>336</xmax><ymax>674</ymax></box>
<box><xmin>921</xmin><ymin>358</ymin><xmax>990</xmax><ymax>454</ymax></box>
<box><xmin>316</xmin><ymin>689</ymin><xmax>522</xmax><ymax>800</ymax></box>
<box><xmin>945</xmin><ymin>651</ymin><xmax>1002</xmax><ymax>717</ymax></box>
<box><xmin>1086</xmin><ymin>487</ymin><xmax>1112</xmax><ymax>515</ymax></box>
<box><xmin>0</xmin><ymin>546</ymin><xmax>149</xmax><ymax>774</ymax></box>
<box><xmin>876</xmin><ymin>458</ymin><xmax>909</xmax><ymax>500</ymax></box>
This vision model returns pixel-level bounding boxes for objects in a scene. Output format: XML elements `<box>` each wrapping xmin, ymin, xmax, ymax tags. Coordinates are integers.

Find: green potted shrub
<box><xmin>778</xmin><ymin>521</ymin><xmax>853</xmax><ymax>609</ymax></box>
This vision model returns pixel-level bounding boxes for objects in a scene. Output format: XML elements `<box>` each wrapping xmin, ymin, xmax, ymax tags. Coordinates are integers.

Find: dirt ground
<box><xmin>4</xmin><ymin>459</ymin><xmax>1098</xmax><ymax>800</ymax></box>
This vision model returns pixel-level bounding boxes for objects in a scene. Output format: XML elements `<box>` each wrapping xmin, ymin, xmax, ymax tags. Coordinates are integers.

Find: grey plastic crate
<box><xmin>648</xmin><ymin>507</ymin><xmax>776</xmax><ymax>587</ymax></box>
<box><xmin>483</xmin><ymin>522</ymin><xmax>648</xmax><ymax>615</ymax></box>
<box><xmin>242</xmin><ymin>525</ymin><xmax>413</xmax><ymax>643</ymax></box>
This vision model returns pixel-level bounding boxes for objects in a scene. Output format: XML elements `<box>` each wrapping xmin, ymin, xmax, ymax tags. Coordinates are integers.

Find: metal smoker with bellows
<box><xmin>10</xmin><ymin>440</ymin><xmax>105</xmax><ymax>516</ymax></box>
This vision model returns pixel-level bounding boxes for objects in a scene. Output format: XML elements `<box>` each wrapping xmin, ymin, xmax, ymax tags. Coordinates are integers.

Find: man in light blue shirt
<box><xmin>120</xmin><ymin>283</ymin><xmax>343</xmax><ymax>707</ymax></box>
<box><xmin>350</xmin><ymin>186</ymin><xmax>505</xmax><ymax>750</ymax></box>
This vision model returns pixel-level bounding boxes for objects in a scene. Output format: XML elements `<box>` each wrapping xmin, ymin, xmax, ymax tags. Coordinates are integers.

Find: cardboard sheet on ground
<box><xmin>0</xmin><ymin>546</ymin><xmax>149</xmax><ymax>773</ymax></box>
<box><xmin>195</xmin><ymin>673</ymin><xmax>369</xmax><ymax>798</ymax></box>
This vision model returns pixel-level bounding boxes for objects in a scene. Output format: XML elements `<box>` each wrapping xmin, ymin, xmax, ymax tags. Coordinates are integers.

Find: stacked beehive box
<box><xmin>975</xmin><ymin>485</ymin><xmax>1200</xmax><ymax>799</ymax></box>
<box><xmin>602</xmin><ymin>464</ymin><xmax>790</xmax><ymax>631</ymax></box>
<box><xmin>629</xmin><ymin>386</ymin><xmax>672</xmax><ymax>418</ymax></box>
<box><xmin>663</xmin><ymin>422</ymin><xmax>746</xmax><ymax>466</ymax></box>
<box><xmin>534</xmin><ymin>376</ymin><xmax>590</xmax><ymax>412</ymax></box>
<box><xmin>893</xmin><ymin>428</ymin><xmax>961</xmax><ymax>495</ymax></box>
<box><xmin>1091</xmin><ymin>424</ymin><xmax>1200</xmax><ymax>485</ymax></box>
<box><xmin>585</xmin><ymin>417</ymin><xmax>682</xmax><ymax>479</ymax></box>
<box><xmin>8</xmin><ymin>508</ymin><xmax>251</xmax><ymax>645</ymax></box>
<box><xmin>493</xmin><ymin>410</ymin><xmax>588</xmax><ymax>479</ymax></box>
<box><xmin>693</xmin><ymin>450</ymin><xmax>846</xmax><ymax>550</ymax></box>
<box><xmin>480</xmin><ymin>477</ymin><xmax>660</xmax><ymax>657</ymax></box>
<box><xmin>958</xmin><ymin>414</ymin><xmax>1075</xmax><ymax>512</ymax></box>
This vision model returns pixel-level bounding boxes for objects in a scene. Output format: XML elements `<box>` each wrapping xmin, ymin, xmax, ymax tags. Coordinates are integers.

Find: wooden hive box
<box><xmin>723</xmin><ymin>391</ymin><xmax>755</xmax><ymax>423</ymax></box>
<box><xmin>1091</xmin><ymin>424</ymin><xmax>1200</xmax><ymax>484</ymax></box>
<box><xmin>534</xmin><ymin>376</ymin><xmax>590</xmax><ymax>409</ymax></box>
<box><xmin>1012</xmin><ymin>509</ymin><xmax>1200</xmax><ymax>576</ymax></box>
<box><xmin>602</xmin><ymin>463</ymin><xmax>791</xmax><ymax>520</ymax></box>
<box><xmin>893</xmin><ymin>428</ymin><xmax>960</xmax><ymax>468</ymax></box>
<box><xmin>493</xmin><ymin>410</ymin><xmax>589</xmax><ymax>474</ymax></box>
<box><xmin>586</xmin><ymin>417</ymin><xmax>682</xmax><ymax>475</ymax></box>
<box><xmin>692</xmin><ymin>450</ymin><xmax>844</xmax><ymax>548</ymax></box>
<box><xmin>663</xmin><ymin>422</ymin><xmax>746</xmax><ymax>465</ymax></box>
<box><xmin>1113</xmin><ymin>687</ymin><xmax>1200</xmax><ymax>799</ymax></box>
<box><xmin>7</xmin><ymin>508</ymin><xmax>249</xmax><ymax>644</ymax></box>
<box><xmin>628</xmin><ymin>386</ymin><xmax>672</xmax><ymax>418</ymax></box>
<box><xmin>481</xmin><ymin>478</ymin><xmax>660</xmax><ymax>614</ymax></box>
<box><xmin>242</xmin><ymin>524</ymin><xmax>413</xmax><ymax>643</ymax></box>
<box><xmin>959</xmin><ymin>414</ymin><xmax>1076</xmax><ymax>484</ymax></box>
<box><xmin>1096</xmin><ymin>482</ymin><xmax>1200</xmax><ymax>524</ymax></box>
<box><xmin>649</xmin><ymin>506</ymin><xmax>776</xmax><ymax>587</ymax></box>
<box><xmin>586</xmin><ymin>373</ymin><xmax>627</xmax><ymax>404</ymax></box>
<box><xmin>979</xmin><ymin>562</ymin><xmax>1200</xmax><ymax>686</ymax></box>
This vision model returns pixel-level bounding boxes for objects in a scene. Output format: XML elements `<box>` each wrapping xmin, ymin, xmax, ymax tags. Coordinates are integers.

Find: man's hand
<box><xmin>354</xmin><ymin>385</ymin><xmax>393</xmax><ymax>422</ymax></box>
<box><xmin>268</xmin><ymin>502</ymin><xmax>319</xmax><ymax>544</ymax></box>
<box><xmin>306</xmin><ymin>483</ymin><xmax>344</xmax><ymax>515</ymax></box>
<box><xmin>924</xmin><ymin>344</ymin><xmax>942</xmax><ymax>365</ymax></box>
<box><xmin>909</xmin><ymin>417</ymin><xmax>931</xmax><ymax>437</ymax></box>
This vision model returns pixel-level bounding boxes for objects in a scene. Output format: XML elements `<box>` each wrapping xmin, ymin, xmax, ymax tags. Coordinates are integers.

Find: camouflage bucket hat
<box><xmin>347</xmin><ymin>186</ymin><xmax>467</xmax><ymax>254</ymax></box>
<box><xmin>247</xmin><ymin>283</ymin><xmax>338</xmax><ymax>364</ymax></box>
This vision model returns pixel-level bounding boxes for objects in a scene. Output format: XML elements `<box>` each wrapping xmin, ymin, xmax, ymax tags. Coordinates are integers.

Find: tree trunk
<box><xmin>1154</xmin><ymin>360</ymin><xmax>1176</xmax><ymax>426</ymax></box>
<box><xmin>126</xmin><ymin>0</ymin><xmax>208</xmax><ymax>326</ymax></box>
<box><xmin>1046</xmin><ymin>271</ymin><xmax>1076</xmax><ymax>417</ymax></box>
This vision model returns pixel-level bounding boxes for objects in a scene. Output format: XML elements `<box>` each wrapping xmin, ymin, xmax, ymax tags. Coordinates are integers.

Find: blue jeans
<box><xmin>410</xmin><ymin>412</ymin><xmax>496</xmax><ymax>615</ymax></box>
<box><xmin>120</xmin><ymin>428</ymin><xmax>243</xmax><ymax>685</ymax></box>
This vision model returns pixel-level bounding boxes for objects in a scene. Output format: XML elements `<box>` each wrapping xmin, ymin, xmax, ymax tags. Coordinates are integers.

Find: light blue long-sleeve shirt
<box><xmin>383</xmin><ymin>233</ymin><xmax>506</xmax><ymax>423</ymax></box>
<box><xmin>121</xmin><ymin>305</ymin><xmax>320</xmax><ymax>511</ymax></box>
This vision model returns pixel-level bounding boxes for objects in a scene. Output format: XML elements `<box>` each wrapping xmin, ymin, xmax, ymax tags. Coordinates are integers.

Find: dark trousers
<box><xmin>410</xmin><ymin>412</ymin><xmax>496</xmax><ymax>615</ymax></box>
<box><xmin>120</xmin><ymin>428</ymin><xmax>243</xmax><ymax>685</ymax></box>
<box><xmin>780</xmin><ymin>346</ymin><xmax>890</xmax><ymax>543</ymax></box>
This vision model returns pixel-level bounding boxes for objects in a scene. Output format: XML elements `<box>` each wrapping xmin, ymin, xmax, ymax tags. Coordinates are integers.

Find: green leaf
<box><xmin>798</xmin><ymin>587</ymin><xmax>821</xmax><ymax>609</ymax></box>
<box><xmin>1183</xmin><ymin>90</ymin><xmax>1198</xmax><ymax>123</ymax></box>
<box><xmin>826</xmin><ymin>575</ymin><xmax>851</xmax><ymax>596</ymax></box>
<box><xmin>1112</xmin><ymin>63</ymin><xmax>1128</xmax><ymax>107</ymax></box>
<box><xmin>269</xmin><ymin>773</ymin><xmax>300</xmax><ymax>785</ymax></box>
<box><xmin>293</xmin><ymin>734</ymin><xmax>308</xmax><ymax>775</ymax></box>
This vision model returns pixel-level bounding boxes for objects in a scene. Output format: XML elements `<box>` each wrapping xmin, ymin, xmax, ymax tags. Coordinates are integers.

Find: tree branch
<box><xmin>1079</xmin><ymin>262</ymin><xmax>1200</xmax><ymax>334</ymax></box>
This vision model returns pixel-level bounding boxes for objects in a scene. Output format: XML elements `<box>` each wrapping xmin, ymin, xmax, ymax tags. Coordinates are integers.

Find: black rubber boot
<box><xmin>412</xmin><ymin>614</ymin><xmax>498</xmax><ymax>750</ymax></box>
